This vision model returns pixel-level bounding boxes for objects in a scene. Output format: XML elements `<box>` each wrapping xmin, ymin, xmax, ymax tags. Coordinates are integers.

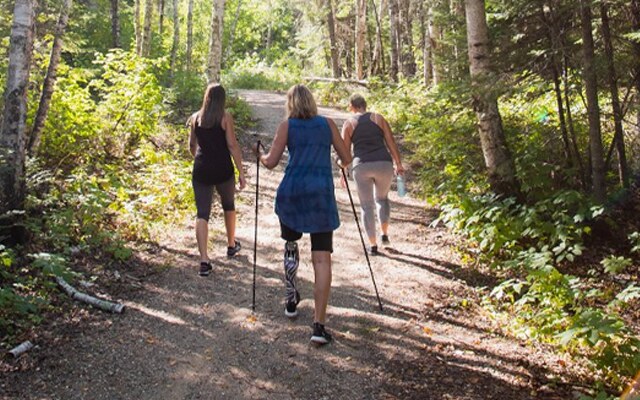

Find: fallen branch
<box><xmin>303</xmin><ymin>76</ymin><xmax>370</xmax><ymax>87</ymax></box>
<box><xmin>8</xmin><ymin>341</ymin><xmax>34</xmax><ymax>358</ymax></box>
<box><xmin>55</xmin><ymin>276</ymin><xmax>125</xmax><ymax>313</ymax></box>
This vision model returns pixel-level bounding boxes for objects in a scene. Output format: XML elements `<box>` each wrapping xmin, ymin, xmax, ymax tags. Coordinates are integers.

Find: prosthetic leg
<box><xmin>284</xmin><ymin>241</ymin><xmax>301</xmax><ymax>317</ymax></box>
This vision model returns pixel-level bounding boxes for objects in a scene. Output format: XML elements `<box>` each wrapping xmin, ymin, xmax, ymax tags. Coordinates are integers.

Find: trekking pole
<box><xmin>340</xmin><ymin>167</ymin><xmax>383</xmax><ymax>311</ymax></box>
<box><xmin>252</xmin><ymin>139</ymin><xmax>266</xmax><ymax>312</ymax></box>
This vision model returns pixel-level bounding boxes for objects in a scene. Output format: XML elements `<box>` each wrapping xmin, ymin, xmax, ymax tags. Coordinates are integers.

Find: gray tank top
<box><xmin>351</xmin><ymin>113</ymin><xmax>392</xmax><ymax>168</ymax></box>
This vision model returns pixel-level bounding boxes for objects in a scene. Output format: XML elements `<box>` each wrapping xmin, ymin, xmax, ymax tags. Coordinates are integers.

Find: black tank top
<box><xmin>192</xmin><ymin>118</ymin><xmax>234</xmax><ymax>185</ymax></box>
<box><xmin>352</xmin><ymin>113</ymin><xmax>392</xmax><ymax>167</ymax></box>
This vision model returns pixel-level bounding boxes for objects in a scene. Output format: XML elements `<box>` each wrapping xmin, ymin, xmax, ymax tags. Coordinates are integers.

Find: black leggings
<box><xmin>193</xmin><ymin>176</ymin><xmax>235</xmax><ymax>221</ymax></box>
<box><xmin>280</xmin><ymin>221</ymin><xmax>333</xmax><ymax>252</ymax></box>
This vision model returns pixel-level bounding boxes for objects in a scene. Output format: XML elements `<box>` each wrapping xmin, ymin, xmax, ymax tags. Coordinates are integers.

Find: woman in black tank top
<box><xmin>340</xmin><ymin>94</ymin><xmax>405</xmax><ymax>254</ymax></box>
<box><xmin>189</xmin><ymin>84</ymin><xmax>246</xmax><ymax>276</ymax></box>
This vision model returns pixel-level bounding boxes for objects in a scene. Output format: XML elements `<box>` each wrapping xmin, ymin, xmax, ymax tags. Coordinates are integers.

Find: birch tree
<box><xmin>0</xmin><ymin>0</ymin><xmax>35</xmax><ymax>211</ymax></box>
<box><xmin>28</xmin><ymin>0</ymin><xmax>73</xmax><ymax>155</ymax></box>
<box><xmin>206</xmin><ymin>0</ymin><xmax>226</xmax><ymax>83</ymax></box>
<box><xmin>464</xmin><ymin>0</ymin><xmax>519</xmax><ymax>198</ymax></box>
<box><xmin>135</xmin><ymin>0</ymin><xmax>142</xmax><ymax>55</ymax></box>
<box><xmin>186</xmin><ymin>0</ymin><xmax>194</xmax><ymax>71</ymax></box>
<box><xmin>170</xmin><ymin>0</ymin><xmax>179</xmax><ymax>78</ymax></box>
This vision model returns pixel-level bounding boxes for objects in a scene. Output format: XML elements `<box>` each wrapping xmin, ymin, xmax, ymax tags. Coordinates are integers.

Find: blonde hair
<box><xmin>286</xmin><ymin>84</ymin><xmax>318</xmax><ymax>119</ymax></box>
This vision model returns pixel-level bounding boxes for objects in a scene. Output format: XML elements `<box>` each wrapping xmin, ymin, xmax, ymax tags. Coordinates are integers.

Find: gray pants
<box><xmin>351</xmin><ymin>161</ymin><xmax>394</xmax><ymax>240</ymax></box>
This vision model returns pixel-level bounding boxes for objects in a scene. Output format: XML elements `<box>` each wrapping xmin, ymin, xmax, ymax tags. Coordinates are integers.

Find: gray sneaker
<box><xmin>227</xmin><ymin>240</ymin><xmax>241</xmax><ymax>257</ymax></box>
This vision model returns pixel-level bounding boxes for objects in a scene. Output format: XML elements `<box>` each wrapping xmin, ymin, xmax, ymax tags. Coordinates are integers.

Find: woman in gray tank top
<box><xmin>341</xmin><ymin>94</ymin><xmax>405</xmax><ymax>254</ymax></box>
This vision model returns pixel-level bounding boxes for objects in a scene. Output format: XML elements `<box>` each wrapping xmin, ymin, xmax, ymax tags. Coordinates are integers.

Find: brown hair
<box><xmin>286</xmin><ymin>84</ymin><xmax>318</xmax><ymax>119</ymax></box>
<box><xmin>197</xmin><ymin>84</ymin><xmax>226</xmax><ymax>128</ymax></box>
<box><xmin>349</xmin><ymin>93</ymin><xmax>367</xmax><ymax>110</ymax></box>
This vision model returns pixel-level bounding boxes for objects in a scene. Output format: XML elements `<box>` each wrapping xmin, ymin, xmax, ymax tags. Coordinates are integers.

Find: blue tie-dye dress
<box><xmin>275</xmin><ymin>116</ymin><xmax>340</xmax><ymax>233</ymax></box>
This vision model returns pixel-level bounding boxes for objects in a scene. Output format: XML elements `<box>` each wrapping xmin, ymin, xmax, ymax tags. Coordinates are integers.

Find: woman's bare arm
<box><xmin>373</xmin><ymin>113</ymin><xmax>405</xmax><ymax>175</ymax></box>
<box><xmin>188</xmin><ymin>112</ymin><xmax>199</xmax><ymax>157</ymax></box>
<box><xmin>259</xmin><ymin>121</ymin><xmax>288</xmax><ymax>170</ymax></box>
<box><xmin>328</xmin><ymin>118</ymin><xmax>352</xmax><ymax>166</ymax></box>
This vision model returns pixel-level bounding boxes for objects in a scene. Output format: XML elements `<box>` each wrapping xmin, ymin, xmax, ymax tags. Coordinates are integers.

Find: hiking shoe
<box><xmin>368</xmin><ymin>245</ymin><xmax>379</xmax><ymax>255</ymax></box>
<box><xmin>285</xmin><ymin>290</ymin><xmax>301</xmax><ymax>318</ymax></box>
<box><xmin>227</xmin><ymin>240</ymin><xmax>241</xmax><ymax>257</ymax></box>
<box><xmin>310</xmin><ymin>322</ymin><xmax>332</xmax><ymax>345</ymax></box>
<box><xmin>199</xmin><ymin>262</ymin><xmax>212</xmax><ymax>277</ymax></box>
<box><xmin>381</xmin><ymin>235</ymin><xmax>390</xmax><ymax>245</ymax></box>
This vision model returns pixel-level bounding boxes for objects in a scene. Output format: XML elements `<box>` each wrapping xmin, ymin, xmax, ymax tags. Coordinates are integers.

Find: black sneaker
<box><xmin>381</xmin><ymin>235</ymin><xmax>390</xmax><ymax>245</ymax></box>
<box><xmin>227</xmin><ymin>240</ymin><xmax>241</xmax><ymax>257</ymax></box>
<box><xmin>368</xmin><ymin>245</ymin><xmax>379</xmax><ymax>255</ymax></box>
<box><xmin>310</xmin><ymin>322</ymin><xmax>332</xmax><ymax>345</ymax></box>
<box><xmin>199</xmin><ymin>261</ymin><xmax>212</xmax><ymax>277</ymax></box>
<box><xmin>285</xmin><ymin>290</ymin><xmax>301</xmax><ymax>318</ymax></box>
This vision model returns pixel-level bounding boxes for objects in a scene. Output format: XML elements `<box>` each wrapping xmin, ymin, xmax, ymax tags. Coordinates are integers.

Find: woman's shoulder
<box><xmin>187</xmin><ymin>111</ymin><xmax>200</xmax><ymax>127</ymax></box>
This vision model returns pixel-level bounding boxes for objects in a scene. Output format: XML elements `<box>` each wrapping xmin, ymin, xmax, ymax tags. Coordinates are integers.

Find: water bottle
<box><xmin>396</xmin><ymin>175</ymin><xmax>406</xmax><ymax>197</ymax></box>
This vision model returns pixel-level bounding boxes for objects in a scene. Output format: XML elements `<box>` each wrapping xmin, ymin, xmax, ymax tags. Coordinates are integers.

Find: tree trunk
<box><xmin>110</xmin><ymin>0</ymin><xmax>120</xmax><ymax>48</ymax></box>
<box><xmin>28</xmin><ymin>0</ymin><xmax>72</xmax><ymax>155</ymax></box>
<box><xmin>580</xmin><ymin>0</ymin><xmax>606</xmax><ymax>202</ymax></box>
<box><xmin>327</xmin><ymin>0</ymin><xmax>341</xmax><ymax>78</ymax></box>
<box><xmin>630</xmin><ymin>0</ymin><xmax>640</xmax><ymax>139</ymax></box>
<box><xmin>355</xmin><ymin>0</ymin><xmax>367</xmax><ymax>80</ymax></box>
<box><xmin>387</xmin><ymin>0</ymin><xmax>400</xmax><ymax>81</ymax></box>
<box><xmin>540</xmin><ymin>4</ymin><xmax>572</xmax><ymax>168</ymax></box>
<box><xmin>224</xmin><ymin>0</ymin><xmax>242</xmax><ymax>64</ymax></box>
<box><xmin>206</xmin><ymin>0</ymin><xmax>225</xmax><ymax>83</ymax></box>
<box><xmin>600</xmin><ymin>3</ymin><xmax>629</xmax><ymax>188</ymax></box>
<box><xmin>142</xmin><ymin>0</ymin><xmax>154</xmax><ymax>57</ymax></box>
<box><xmin>0</xmin><ymin>0</ymin><xmax>35</xmax><ymax>211</ymax></box>
<box><xmin>158</xmin><ymin>0</ymin><xmax>165</xmax><ymax>36</ymax></box>
<box><xmin>369</xmin><ymin>0</ymin><xmax>386</xmax><ymax>77</ymax></box>
<box><xmin>397</xmin><ymin>0</ymin><xmax>416</xmax><ymax>77</ymax></box>
<box><xmin>186</xmin><ymin>0</ymin><xmax>194</xmax><ymax>71</ymax></box>
<box><xmin>419</xmin><ymin>1</ymin><xmax>432</xmax><ymax>86</ymax></box>
<box><xmin>464</xmin><ymin>0</ymin><xmax>520</xmax><ymax>198</ymax></box>
<box><xmin>135</xmin><ymin>0</ymin><xmax>142</xmax><ymax>55</ymax></box>
<box><xmin>429</xmin><ymin>9</ymin><xmax>441</xmax><ymax>85</ymax></box>
<box><xmin>563</xmin><ymin>55</ymin><xmax>586</xmax><ymax>189</ymax></box>
<box><xmin>170</xmin><ymin>0</ymin><xmax>179</xmax><ymax>79</ymax></box>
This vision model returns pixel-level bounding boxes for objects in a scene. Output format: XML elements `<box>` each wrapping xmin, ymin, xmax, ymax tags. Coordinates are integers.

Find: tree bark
<box><xmin>429</xmin><ymin>8</ymin><xmax>441</xmax><ymax>85</ymax></box>
<box><xmin>28</xmin><ymin>0</ymin><xmax>72</xmax><ymax>155</ymax></box>
<box><xmin>630</xmin><ymin>0</ymin><xmax>640</xmax><ymax>139</ymax></box>
<box><xmin>369</xmin><ymin>0</ymin><xmax>386</xmax><ymax>77</ymax></box>
<box><xmin>355</xmin><ymin>0</ymin><xmax>367</xmax><ymax>80</ymax></box>
<box><xmin>142</xmin><ymin>0</ymin><xmax>154</xmax><ymax>57</ymax></box>
<box><xmin>206</xmin><ymin>0</ymin><xmax>226</xmax><ymax>83</ymax></box>
<box><xmin>600</xmin><ymin>3</ymin><xmax>629</xmax><ymax>188</ymax></box>
<box><xmin>158</xmin><ymin>0</ymin><xmax>165</xmax><ymax>36</ymax></box>
<box><xmin>563</xmin><ymin>55</ymin><xmax>586</xmax><ymax>188</ymax></box>
<box><xmin>397</xmin><ymin>0</ymin><xmax>416</xmax><ymax>77</ymax></box>
<box><xmin>0</xmin><ymin>0</ymin><xmax>35</xmax><ymax>212</ymax></box>
<box><xmin>110</xmin><ymin>0</ymin><xmax>120</xmax><ymax>48</ymax></box>
<box><xmin>224</xmin><ymin>0</ymin><xmax>242</xmax><ymax>64</ymax></box>
<box><xmin>464</xmin><ymin>0</ymin><xmax>520</xmax><ymax>198</ymax></box>
<box><xmin>186</xmin><ymin>0</ymin><xmax>194</xmax><ymax>71</ymax></box>
<box><xmin>579</xmin><ymin>0</ymin><xmax>606</xmax><ymax>202</ymax></box>
<box><xmin>327</xmin><ymin>0</ymin><xmax>341</xmax><ymax>78</ymax></box>
<box><xmin>170</xmin><ymin>0</ymin><xmax>179</xmax><ymax>79</ymax></box>
<box><xmin>135</xmin><ymin>0</ymin><xmax>142</xmax><ymax>55</ymax></box>
<box><xmin>388</xmin><ymin>0</ymin><xmax>400</xmax><ymax>81</ymax></box>
<box><xmin>419</xmin><ymin>1</ymin><xmax>433</xmax><ymax>86</ymax></box>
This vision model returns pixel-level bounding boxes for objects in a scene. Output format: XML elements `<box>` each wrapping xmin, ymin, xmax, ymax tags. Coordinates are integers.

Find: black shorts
<box><xmin>280</xmin><ymin>222</ymin><xmax>333</xmax><ymax>252</ymax></box>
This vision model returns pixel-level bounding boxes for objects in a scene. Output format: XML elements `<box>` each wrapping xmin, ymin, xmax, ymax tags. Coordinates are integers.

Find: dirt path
<box><xmin>3</xmin><ymin>90</ymin><xmax>579</xmax><ymax>399</ymax></box>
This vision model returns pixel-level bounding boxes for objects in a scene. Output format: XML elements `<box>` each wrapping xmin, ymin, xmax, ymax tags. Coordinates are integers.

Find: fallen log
<box><xmin>55</xmin><ymin>276</ymin><xmax>125</xmax><ymax>313</ymax></box>
<box><xmin>8</xmin><ymin>341</ymin><xmax>34</xmax><ymax>358</ymax></box>
<box><xmin>303</xmin><ymin>76</ymin><xmax>370</xmax><ymax>87</ymax></box>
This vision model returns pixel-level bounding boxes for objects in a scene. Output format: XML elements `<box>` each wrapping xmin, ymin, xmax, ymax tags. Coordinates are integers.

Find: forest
<box><xmin>1</xmin><ymin>0</ymin><xmax>640</xmax><ymax>398</ymax></box>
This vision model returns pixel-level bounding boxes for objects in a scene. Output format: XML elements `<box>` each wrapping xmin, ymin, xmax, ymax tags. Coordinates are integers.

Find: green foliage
<box><xmin>224</xmin><ymin>56</ymin><xmax>300</xmax><ymax>90</ymax></box>
<box><xmin>629</xmin><ymin>232</ymin><xmax>640</xmax><ymax>254</ymax></box>
<box><xmin>38</xmin><ymin>50</ymin><xmax>164</xmax><ymax>169</ymax></box>
<box><xmin>601</xmin><ymin>256</ymin><xmax>632</xmax><ymax>275</ymax></box>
